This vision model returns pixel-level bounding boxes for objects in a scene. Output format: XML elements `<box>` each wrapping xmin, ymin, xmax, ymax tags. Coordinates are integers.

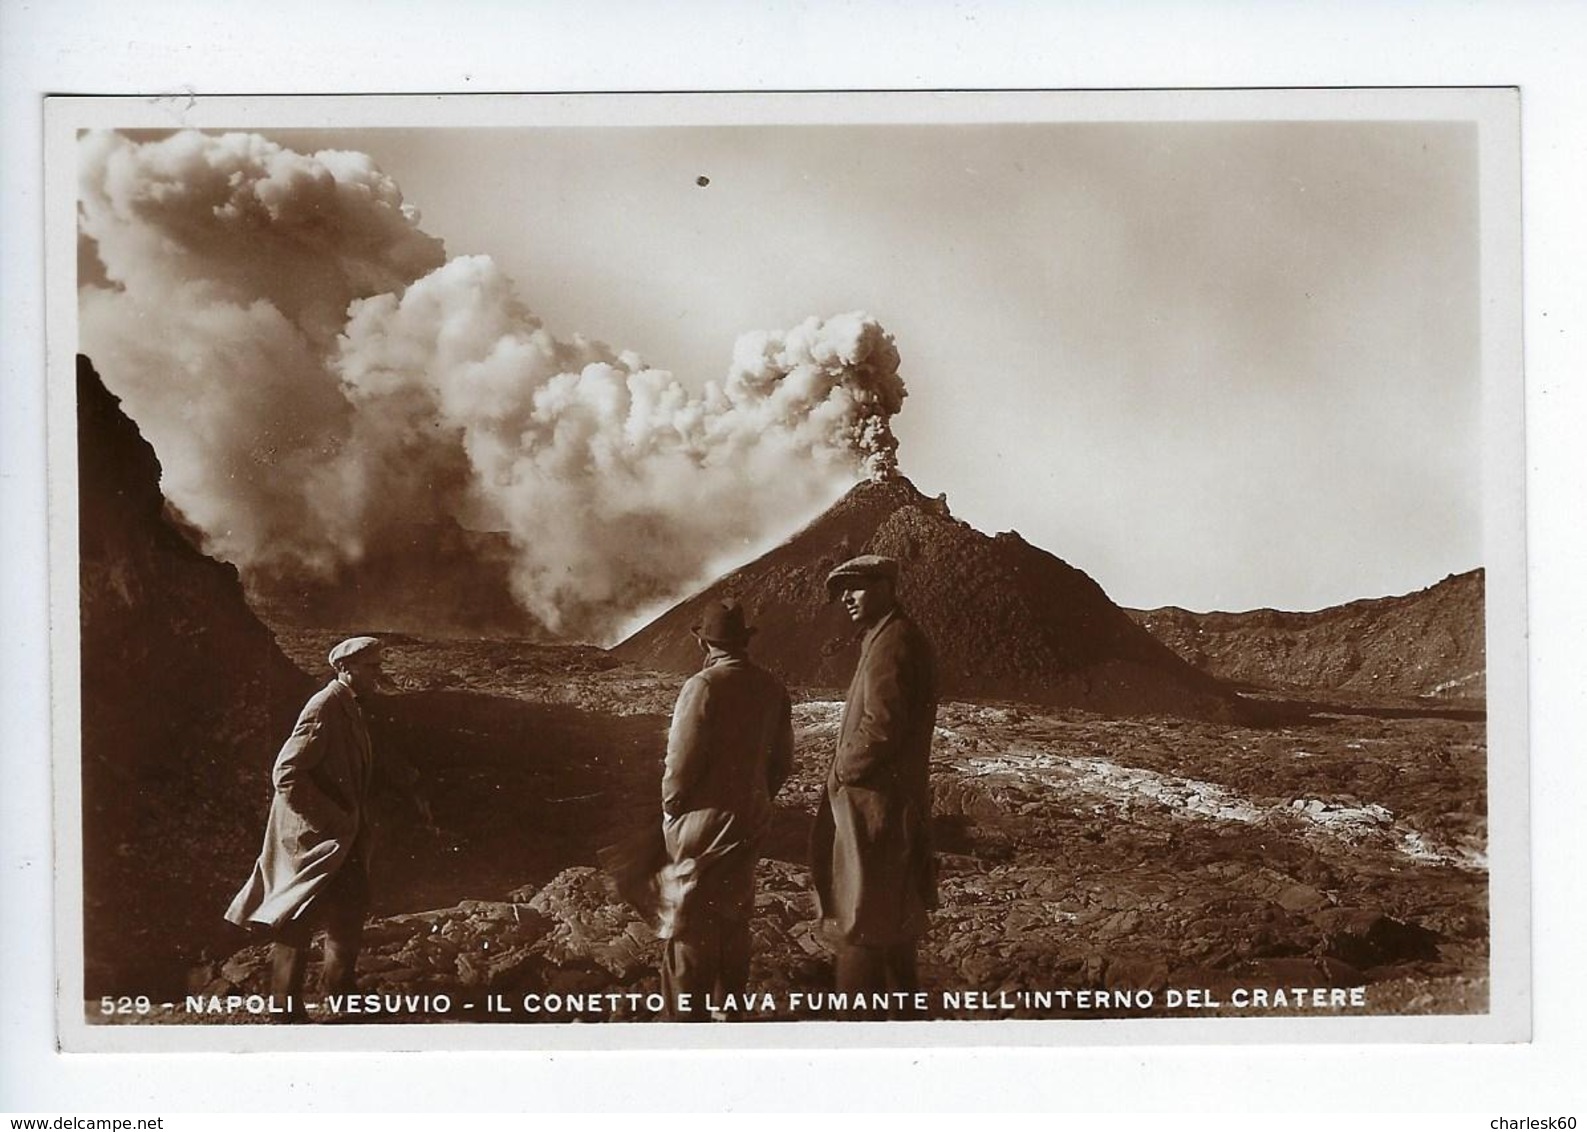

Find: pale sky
<box><xmin>261</xmin><ymin>119</ymin><xmax>1481</xmax><ymax>613</ymax></box>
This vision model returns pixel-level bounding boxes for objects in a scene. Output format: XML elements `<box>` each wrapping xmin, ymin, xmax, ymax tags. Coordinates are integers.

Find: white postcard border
<box><xmin>42</xmin><ymin>88</ymin><xmax>1527</xmax><ymax>1055</ymax></box>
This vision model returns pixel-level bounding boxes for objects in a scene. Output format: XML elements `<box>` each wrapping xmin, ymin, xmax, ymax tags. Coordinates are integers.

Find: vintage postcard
<box><xmin>44</xmin><ymin>89</ymin><xmax>1525</xmax><ymax>1052</ymax></box>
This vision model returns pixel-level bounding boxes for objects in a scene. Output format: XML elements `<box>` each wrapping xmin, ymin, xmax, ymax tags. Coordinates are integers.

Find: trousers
<box><xmin>660</xmin><ymin>917</ymin><xmax>752</xmax><ymax>1021</ymax></box>
<box><xmin>834</xmin><ymin>940</ymin><xmax>924</xmax><ymax>1019</ymax></box>
<box><xmin>268</xmin><ymin>853</ymin><xmax>370</xmax><ymax>1021</ymax></box>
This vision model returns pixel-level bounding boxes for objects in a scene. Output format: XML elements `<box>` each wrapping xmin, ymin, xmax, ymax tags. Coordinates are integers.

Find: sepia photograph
<box><xmin>45</xmin><ymin>88</ymin><xmax>1524</xmax><ymax>1053</ymax></box>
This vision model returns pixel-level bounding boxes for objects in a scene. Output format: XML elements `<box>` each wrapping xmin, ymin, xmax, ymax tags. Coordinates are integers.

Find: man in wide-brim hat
<box><xmin>653</xmin><ymin>600</ymin><xmax>794</xmax><ymax>1020</ymax></box>
<box><xmin>810</xmin><ymin>555</ymin><xmax>939</xmax><ymax>1013</ymax></box>
<box><xmin>225</xmin><ymin>635</ymin><xmax>429</xmax><ymax>1022</ymax></box>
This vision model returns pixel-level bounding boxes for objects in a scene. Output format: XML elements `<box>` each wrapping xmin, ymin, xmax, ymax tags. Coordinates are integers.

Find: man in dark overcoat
<box><xmin>656</xmin><ymin>601</ymin><xmax>794</xmax><ymax>1020</ymax></box>
<box><xmin>810</xmin><ymin>555</ymin><xmax>938</xmax><ymax>1006</ymax></box>
<box><xmin>225</xmin><ymin>635</ymin><xmax>424</xmax><ymax>1021</ymax></box>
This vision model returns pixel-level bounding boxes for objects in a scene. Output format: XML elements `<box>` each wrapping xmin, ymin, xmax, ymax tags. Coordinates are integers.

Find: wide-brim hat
<box><xmin>328</xmin><ymin>635</ymin><xmax>384</xmax><ymax>667</ymax></box>
<box><xmin>692</xmin><ymin>601</ymin><xmax>757</xmax><ymax>646</ymax></box>
<box><xmin>824</xmin><ymin>554</ymin><xmax>899</xmax><ymax>598</ymax></box>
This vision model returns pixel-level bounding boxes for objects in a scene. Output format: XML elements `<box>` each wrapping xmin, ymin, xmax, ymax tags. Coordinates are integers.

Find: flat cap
<box><xmin>328</xmin><ymin>635</ymin><xmax>383</xmax><ymax>668</ymax></box>
<box><xmin>825</xmin><ymin>554</ymin><xmax>899</xmax><ymax>598</ymax></box>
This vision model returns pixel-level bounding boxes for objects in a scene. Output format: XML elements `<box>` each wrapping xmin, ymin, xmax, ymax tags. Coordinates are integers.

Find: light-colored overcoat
<box><xmin>225</xmin><ymin>678</ymin><xmax>376</xmax><ymax>929</ymax></box>
<box><xmin>811</xmin><ymin>607</ymin><xmax>938</xmax><ymax>946</ymax></box>
<box><xmin>654</xmin><ymin>648</ymin><xmax>794</xmax><ymax>940</ymax></box>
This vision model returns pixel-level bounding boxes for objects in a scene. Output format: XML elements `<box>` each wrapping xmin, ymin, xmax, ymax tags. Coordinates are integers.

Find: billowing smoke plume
<box><xmin>77</xmin><ymin>129</ymin><xmax>907</xmax><ymax>642</ymax></box>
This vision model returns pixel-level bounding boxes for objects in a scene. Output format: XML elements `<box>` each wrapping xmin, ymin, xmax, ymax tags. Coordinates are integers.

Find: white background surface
<box><xmin>3</xmin><ymin>0</ymin><xmax>1584</xmax><ymax>1114</ymax></box>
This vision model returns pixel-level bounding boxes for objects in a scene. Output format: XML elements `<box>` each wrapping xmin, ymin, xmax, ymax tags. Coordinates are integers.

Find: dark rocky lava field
<box><xmin>77</xmin><ymin>354</ymin><xmax>1488</xmax><ymax>1028</ymax></box>
<box><xmin>128</xmin><ymin>631</ymin><xmax>1487</xmax><ymax>1026</ymax></box>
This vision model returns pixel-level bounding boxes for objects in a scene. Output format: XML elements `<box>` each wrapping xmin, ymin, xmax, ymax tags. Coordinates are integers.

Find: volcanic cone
<box><xmin>613</xmin><ymin>475</ymin><xmax>1248</xmax><ymax>721</ymax></box>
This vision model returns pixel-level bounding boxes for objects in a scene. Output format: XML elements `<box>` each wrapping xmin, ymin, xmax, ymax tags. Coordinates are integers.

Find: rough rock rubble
<box><xmin>75</xmin><ymin>353</ymin><xmax>1487</xmax><ymax>1026</ymax></box>
<box><xmin>179</xmin><ymin>690</ymin><xmax>1486</xmax><ymax>1024</ymax></box>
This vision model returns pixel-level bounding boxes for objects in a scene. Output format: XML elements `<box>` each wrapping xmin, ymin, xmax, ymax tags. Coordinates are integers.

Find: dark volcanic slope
<box><xmin>1129</xmin><ymin>569</ymin><xmax>1485</xmax><ymax>700</ymax></box>
<box><xmin>78</xmin><ymin>355</ymin><xmax>312</xmax><ymax>995</ymax></box>
<box><xmin>614</xmin><ymin>476</ymin><xmax>1245</xmax><ymax>720</ymax></box>
<box><xmin>247</xmin><ymin>522</ymin><xmax>550</xmax><ymax>641</ymax></box>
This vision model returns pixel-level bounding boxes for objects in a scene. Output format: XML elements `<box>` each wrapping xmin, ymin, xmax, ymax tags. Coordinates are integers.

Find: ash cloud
<box><xmin>78</xmin><ymin>130</ymin><xmax>906</xmax><ymax>642</ymax></box>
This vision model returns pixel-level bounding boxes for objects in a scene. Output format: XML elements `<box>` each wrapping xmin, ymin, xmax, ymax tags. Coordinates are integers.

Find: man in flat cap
<box><xmin>226</xmin><ymin>635</ymin><xmax>426</xmax><ymax>1022</ymax></box>
<box><xmin>655</xmin><ymin>601</ymin><xmax>794</xmax><ymax>1020</ymax></box>
<box><xmin>811</xmin><ymin>555</ymin><xmax>938</xmax><ymax>1011</ymax></box>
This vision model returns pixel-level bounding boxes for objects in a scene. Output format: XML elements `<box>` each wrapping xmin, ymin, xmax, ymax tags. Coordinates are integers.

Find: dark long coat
<box><xmin>653</xmin><ymin>648</ymin><xmax>794</xmax><ymax>940</ymax></box>
<box><xmin>811</xmin><ymin>607</ymin><xmax>939</xmax><ymax>946</ymax></box>
<box><xmin>225</xmin><ymin>678</ymin><xmax>379</xmax><ymax>930</ymax></box>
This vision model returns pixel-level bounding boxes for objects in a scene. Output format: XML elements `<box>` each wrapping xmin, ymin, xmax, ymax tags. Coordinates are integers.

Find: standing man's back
<box><xmin>656</xmin><ymin>601</ymin><xmax>794</xmax><ymax>1019</ymax></box>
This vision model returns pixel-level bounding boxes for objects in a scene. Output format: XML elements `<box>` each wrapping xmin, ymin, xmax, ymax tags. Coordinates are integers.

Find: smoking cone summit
<box><xmin>614</xmin><ymin>474</ymin><xmax>1248</xmax><ymax>721</ymax></box>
